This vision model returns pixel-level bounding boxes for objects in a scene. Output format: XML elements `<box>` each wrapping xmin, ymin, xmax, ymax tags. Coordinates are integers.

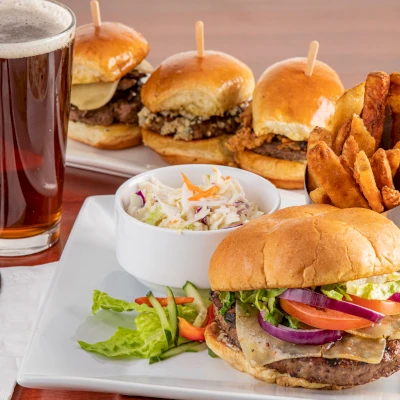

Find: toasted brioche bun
<box><xmin>205</xmin><ymin>323</ymin><xmax>344</xmax><ymax>390</ymax></box>
<box><xmin>252</xmin><ymin>58</ymin><xmax>344</xmax><ymax>141</ymax></box>
<box><xmin>73</xmin><ymin>22</ymin><xmax>149</xmax><ymax>85</ymax></box>
<box><xmin>68</xmin><ymin>121</ymin><xmax>142</xmax><ymax>149</ymax></box>
<box><xmin>142</xmin><ymin>128</ymin><xmax>236</xmax><ymax>166</ymax></box>
<box><xmin>209</xmin><ymin>204</ymin><xmax>400</xmax><ymax>291</ymax></box>
<box><xmin>141</xmin><ymin>51</ymin><xmax>254</xmax><ymax>118</ymax></box>
<box><xmin>235</xmin><ymin>150</ymin><xmax>305</xmax><ymax>189</ymax></box>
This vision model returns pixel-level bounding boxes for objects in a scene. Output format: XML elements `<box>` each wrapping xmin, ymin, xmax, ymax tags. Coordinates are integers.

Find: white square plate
<box><xmin>66</xmin><ymin>140</ymin><xmax>168</xmax><ymax>177</ymax></box>
<box><xmin>18</xmin><ymin>194</ymin><xmax>400</xmax><ymax>400</ymax></box>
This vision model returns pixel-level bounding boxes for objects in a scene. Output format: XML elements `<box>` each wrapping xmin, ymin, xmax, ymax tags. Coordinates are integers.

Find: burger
<box><xmin>206</xmin><ymin>204</ymin><xmax>400</xmax><ymax>389</ymax></box>
<box><xmin>138</xmin><ymin>51</ymin><xmax>254</xmax><ymax>165</ymax></box>
<box><xmin>68</xmin><ymin>22</ymin><xmax>152</xmax><ymax>149</ymax></box>
<box><xmin>227</xmin><ymin>58</ymin><xmax>344</xmax><ymax>189</ymax></box>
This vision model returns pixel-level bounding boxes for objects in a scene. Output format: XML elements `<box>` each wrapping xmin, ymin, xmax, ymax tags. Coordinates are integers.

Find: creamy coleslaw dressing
<box><xmin>127</xmin><ymin>168</ymin><xmax>264</xmax><ymax>231</ymax></box>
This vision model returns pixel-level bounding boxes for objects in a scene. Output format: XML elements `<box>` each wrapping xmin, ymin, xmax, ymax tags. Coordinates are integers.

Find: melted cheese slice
<box><xmin>236</xmin><ymin>303</ymin><xmax>387</xmax><ymax>366</ymax></box>
<box><xmin>346</xmin><ymin>314</ymin><xmax>400</xmax><ymax>340</ymax></box>
<box><xmin>135</xmin><ymin>59</ymin><xmax>154</xmax><ymax>74</ymax></box>
<box><xmin>236</xmin><ymin>303</ymin><xmax>322</xmax><ymax>367</ymax></box>
<box><xmin>322</xmin><ymin>335</ymin><xmax>386</xmax><ymax>364</ymax></box>
<box><xmin>71</xmin><ymin>79</ymin><xmax>120</xmax><ymax>111</ymax></box>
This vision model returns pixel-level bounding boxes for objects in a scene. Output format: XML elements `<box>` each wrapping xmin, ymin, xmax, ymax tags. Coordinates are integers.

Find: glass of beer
<box><xmin>0</xmin><ymin>0</ymin><xmax>75</xmax><ymax>256</ymax></box>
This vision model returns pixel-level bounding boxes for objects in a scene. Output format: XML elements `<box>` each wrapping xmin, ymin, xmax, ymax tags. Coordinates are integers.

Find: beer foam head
<box><xmin>0</xmin><ymin>0</ymin><xmax>75</xmax><ymax>58</ymax></box>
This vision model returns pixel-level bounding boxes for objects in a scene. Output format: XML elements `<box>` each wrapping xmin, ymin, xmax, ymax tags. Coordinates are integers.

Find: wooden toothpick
<box><xmin>305</xmin><ymin>40</ymin><xmax>319</xmax><ymax>76</ymax></box>
<box><xmin>91</xmin><ymin>0</ymin><xmax>101</xmax><ymax>27</ymax></box>
<box><xmin>196</xmin><ymin>21</ymin><xmax>204</xmax><ymax>58</ymax></box>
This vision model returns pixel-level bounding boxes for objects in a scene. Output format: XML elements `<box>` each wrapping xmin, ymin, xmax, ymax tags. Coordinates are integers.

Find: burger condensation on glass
<box><xmin>227</xmin><ymin>58</ymin><xmax>344</xmax><ymax>189</ymax></box>
<box><xmin>138</xmin><ymin>51</ymin><xmax>254</xmax><ymax>165</ymax></box>
<box><xmin>206</xmin><ymin>204</ymin><xmax>400</xmax><ymax>389</ymax></box>
<box><xmin>68</xmin><ymin>22</ymin><xmax>153</xmax><ymax>149</ymax></box>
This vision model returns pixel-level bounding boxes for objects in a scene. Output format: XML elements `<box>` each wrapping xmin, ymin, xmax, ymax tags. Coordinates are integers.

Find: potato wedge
<box><xmin>307</xmin><ymin>126</ymin><xmax>333</xmax><ymax>190</ymax></box>
<box><xmin>349</xmin><ymin>114</ymin><xmax>375</xmax><ymax>157</ymax></box>
<box><xmin>353</xmin><ymin>151</ymin><xmax>384</xmax><ymax>212</ymax></box>
<box><xmin>370</xmin><ymin>148</ymin><xmax>394</xmax><ymax>190</ymax></box>
<box><xmin>310</xmin><ymin>187</ymin><xmax>331</xmax><ymax>205</ymax></box>
<box><xmin>307</xmin><ymin>141</ymin><xmax>369</xmax><ymax>209</ymax></box>
<box><xmin>307</xmin><ymin>126</ymin><xmax>333</xmax><ymax>152</ymax></box>
<box><xmin>341</xmin><ymin>135</ymin><xmax>359</xmax><ymax>168</ymax></box>
<box><xmin>340</xmin><ymin>155</ymin><xmax>353</xmax><ymax>176</ymax></box>
<box><xmin>386</xmin><ymin>148</ymin><xmax>400</xmax><ymax>177</ymax></box>
<box><xmin>361</xmin><ymin>71</ymin><xmax>390</xmax><ymax>149</ymax></box>
<box><xmin>327</xmin><ymin>82</ymin><xmax>365</xmax><ymax>142</ymax></box>
<box><xmin>388</xmin><ymin>73</ymin><xmax>400</xmax><ymax>147</ymax></box>
<box><xmin>332</xmin><ymin>117</ymin><xmax>352</xmax><ymax>155</ymax></box>
<box><xmin>382</xmin><ymin>186</ymin><xmax>400</xmax><ymax>210</ymax></box>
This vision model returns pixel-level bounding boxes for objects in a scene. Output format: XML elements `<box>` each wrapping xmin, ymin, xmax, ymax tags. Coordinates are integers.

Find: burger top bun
<box><xmin>209</xmin><ymin>204</ymin><xmax>400</xmax><ymax>291</ymax></box>
<box><xmin>140</xmin><ymin>50</ymin><xmax>255</xmax><ymax>118</ymax></box>
<box><xmin>73</xmin><ymin>22</ymin><xmax>150</xmax><ymax>85</ymax></box>
<box><xmin>252</xmin><ymin>58</ymin><xmax>344</xmax><ymax>142</ymax></box>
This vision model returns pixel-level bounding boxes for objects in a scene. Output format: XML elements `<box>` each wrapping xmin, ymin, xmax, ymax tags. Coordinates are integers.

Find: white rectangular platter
<box><xmin>17</xmin><ymin>194</ymin><xmax>400</xmax><ymax>400</ymax></box>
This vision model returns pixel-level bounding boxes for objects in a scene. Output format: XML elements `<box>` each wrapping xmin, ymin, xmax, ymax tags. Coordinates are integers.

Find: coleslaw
<box><xmin>126</xmin><ymin>167</ymin><xmax>264</xmax><ymax>231</ymax></box>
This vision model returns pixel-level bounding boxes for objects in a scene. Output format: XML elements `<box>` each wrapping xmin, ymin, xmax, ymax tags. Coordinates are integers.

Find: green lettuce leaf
<box><xmin>92</xmin><ymin>290</ymin><xmax>151</xmax><ymax>315</ymax></box>
<box><xmin>346</xmin><ymin>280</ymin><xmax>400</xmax><ymax>300</ymax></box>
<box><xmin>238</xmin><ymin>288</ymin><xmax>296</xmax><ymax>327</ymax></box>
<box><xmin>80</xmin><ymin>291</ymin><xmax>198</xmax><ymax>359</ymax></box>
<box><xmin>218</xmin><ymin>291</ymin><xmax>235</xmax><ymax>315</ymax></box>
<box><xmin>79</xmin><ymin>310</ymin><xmax>167</xmax><ymax>358</ymax></box>
<box><xmin>321</xmin><ymin>283</ymin><xmax>352</xmax><ymax>301</ymax></box>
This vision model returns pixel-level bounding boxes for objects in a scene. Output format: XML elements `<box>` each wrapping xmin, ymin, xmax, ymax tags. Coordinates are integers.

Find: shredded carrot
<box><xmin>212</xmin><ymin>167</ymin><xmax>218</xmax><ymax>173</ymax></box>
<box><xmin>222</xmin><ymin>176</ymin><xmax>231</xmax><ymax>181</ymax></box>
<box><xmin>181</xmin><ymin>172</ymin><xmax>202</xmax><ymax>192</ymax></box>
<box><xmin>188</xmin><ymin>186</ymin><xmax>220</xmax><ymax>201</ymax></box>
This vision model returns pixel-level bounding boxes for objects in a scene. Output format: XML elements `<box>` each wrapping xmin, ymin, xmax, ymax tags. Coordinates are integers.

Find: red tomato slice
<box><xmin>280</xmin><ymin>299</ymin><xmax>375</xmax><ymax>330</ymax></box>
<box><xmin>349</xmin><ymin>295</ymin><xmax>400</xmax><ymax>316</ymax></box>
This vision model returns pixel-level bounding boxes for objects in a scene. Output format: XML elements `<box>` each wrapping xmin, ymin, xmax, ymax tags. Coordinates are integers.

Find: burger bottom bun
<box><xmin>236</xmin><ymin>150</ymin><xmax>306</xmax><ymax>190</ymax></box>
<box><xmin>68</xmin><ymin>120</ymin><xmax>142</xmax><ymax>150</ymax></box>
<box><xmin>205</xmin><ymin>323</ymin><xmax>346</xmax><ymax>390</ymax></box>
<box><xmin>142</xmin><ymin>128</ymin><xmax>237</xmax><ymax>166</ymax></box>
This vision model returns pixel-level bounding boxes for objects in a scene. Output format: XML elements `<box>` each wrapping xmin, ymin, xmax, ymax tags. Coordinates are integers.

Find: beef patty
<box><xmin>210</xmin><ymin>291</ymin><xmax>400</xmax><ymax>388</ymax></box>
<box><xmin>252</xmin><ymin>139</ymin><xmax>307</xmax><ymax>162</ymax></box>
<box><xmin>70</xmin><ymin>70</ymin><xmax>147</xmax><ymax>126</ymax></box>
<box><xmin>138</xmin><ymin>103</ymin><xmax>248</xmax><ymax>141</ymax></box>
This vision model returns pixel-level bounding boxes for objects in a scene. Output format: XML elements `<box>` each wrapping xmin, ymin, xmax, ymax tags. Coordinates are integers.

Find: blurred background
<box><xmin>64</xmin><ymin>0</ymin><xmax>399</xmax><ymax>88</ymax></box>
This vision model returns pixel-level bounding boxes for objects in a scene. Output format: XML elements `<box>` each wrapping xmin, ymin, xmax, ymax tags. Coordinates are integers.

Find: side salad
<box><xmin>78</xmin><ymin>282</ymin><xmax>215</xmax><ymax>363</ymax></box>
<box><xmin>126</xmin><ymin>167</ymin><xmax>264</xmax><ymax>231</ymax></box>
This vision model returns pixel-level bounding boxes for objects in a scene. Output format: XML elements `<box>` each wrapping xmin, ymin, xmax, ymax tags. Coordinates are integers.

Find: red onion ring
<box><xmin>258</xmin><ymin>311</ymin><xmax>343</xmax><ymax>345</ymax></box>
<box><xmin>279</xmin><ymin>289</ymin><xmax>384</xmax><ymax>323</ymax></box>
<box><xmin>389</xmin><ymin>293</ymin><xmax>400</xmax><ymax>302</ymax></box>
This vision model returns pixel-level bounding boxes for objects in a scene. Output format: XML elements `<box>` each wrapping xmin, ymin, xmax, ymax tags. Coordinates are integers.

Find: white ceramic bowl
<box><xmin>115</xmin><ymin>164</ymin><xmax>280</xmax><ymax>294</ymax></box>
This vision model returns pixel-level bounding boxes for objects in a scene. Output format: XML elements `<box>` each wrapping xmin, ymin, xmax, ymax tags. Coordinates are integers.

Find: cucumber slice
<box><xmin>183</xmin><ymin>281</ymin><xmax>208</xmax><ymax>327</ymax></box>
<box><xmin>166</xmin><ymin>286</ymin><xmax>178</xmax><ymax>346</ymax></box>
<box><xmin>185</xmin><ymin>342</ymin><xmax>207</xmax><ymax>353</ymax></box>
<box><xmin>146</xmin><ymin>291</ymin><xmax>172</xmax><ymax>346</ymax></box>
<box><xmin>149</xmin><ymin>341</ymin><xmax>199</xmax><ymax>364</ymax></box>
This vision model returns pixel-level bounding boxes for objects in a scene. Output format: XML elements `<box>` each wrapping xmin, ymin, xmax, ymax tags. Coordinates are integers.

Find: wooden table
<box><xmin>2</xmin><ymin>0</ymin><xmax>400</xmax><ymax>398</ymax></box>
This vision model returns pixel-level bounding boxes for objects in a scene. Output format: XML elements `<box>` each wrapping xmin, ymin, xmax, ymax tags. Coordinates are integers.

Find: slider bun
<box><xmin>252</xmin><ymin>58</ymin><xmax>344</xmax><ymax>141</ymax></box>
<box><xmin>73</xmin><ymin>22</ymin><xmax>150</xmax><ymax>85</ymax></box>
<box><xmin>205</xmin><ymin>323</ymin><xmax>344</xmax><ymax>390</ymax></box>
<box><xmin>235</xmin><ymin>150</ymin><xmax>305</xmax><ymax>189</ymax></box>
<box><xmin>68</xmin><ymin>121</ymin><xmax>142</xmax><ymax>149</ymax></box>
<box><xmin>142</xmin><ymin>128</ymin><xmax>236</xmax><ymax>166</ymax></box>
<box><xmin>209</xmin><ymin>205</ymin><xmax>400</xmax><ymax>291</ymax></box>
<box><xmin>141</xmin><ymin>51</ymin><xmax>254</xmax><ymax>117</ymax></box>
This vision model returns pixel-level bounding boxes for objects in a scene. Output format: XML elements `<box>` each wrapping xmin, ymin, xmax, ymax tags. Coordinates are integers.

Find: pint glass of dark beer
<box><xmin>0</xmin><ymin>0</ymin><xmax>75</xmax><ymax>256</ymax></box>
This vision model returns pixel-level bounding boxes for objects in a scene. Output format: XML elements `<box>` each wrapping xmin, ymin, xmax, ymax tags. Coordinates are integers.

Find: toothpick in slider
<box><xmin>305</xmin><ymin>40</ymin><xmax>319</xmax><ymax>77</ymax></box>
<box><xmin>196</xmin><ymin>21</ymin><xmax>204</xmax><ymax>58</ymax></box>
<box><xmin>91</xmin><ymin>0</ymin><xmax>101</xmax><ymax>28</ymax></box>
